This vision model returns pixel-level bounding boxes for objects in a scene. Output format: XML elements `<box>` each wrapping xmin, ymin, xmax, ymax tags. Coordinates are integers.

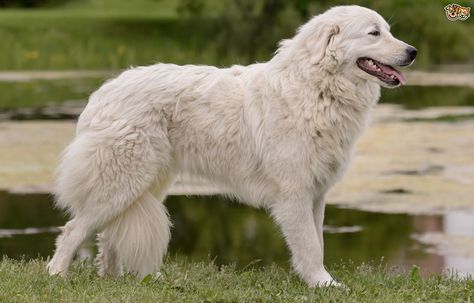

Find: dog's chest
<box><xmin>303</xmin><ymin>102</ymin><xmax>372</xmax><ymax>187</ymax></box>
<box><xmin>307</xmin><ymin>127</ymin><xmax>354</xmax><ymax>187</ymax></box>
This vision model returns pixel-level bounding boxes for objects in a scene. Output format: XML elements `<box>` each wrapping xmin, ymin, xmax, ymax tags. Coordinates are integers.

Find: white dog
<box><xmin>48</xmin><ymin>5</ymin><xmax>416</xmax><ymax>286</ymax></box>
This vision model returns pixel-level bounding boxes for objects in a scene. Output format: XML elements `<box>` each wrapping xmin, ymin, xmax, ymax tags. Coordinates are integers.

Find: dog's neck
<box><xmin>268</xmin><ymin>44</ymin><xmax>378</xmax><ymax>101</ymax></box>
<box><xmin>265</xmin><ymin>56</ymin><xmax>380</xmax><ymax>110</ymax></box>
<box><xmin>263</xmin><ymin>55</ymin><xmax>380</xmax><ymax>154</ymax></box>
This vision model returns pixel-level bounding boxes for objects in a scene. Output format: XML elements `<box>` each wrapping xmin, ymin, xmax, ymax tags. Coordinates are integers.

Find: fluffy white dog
<box><xmin>48</xmin><ymin>5</ymin><xmax>416</xmax><ymax>286</ymax></box>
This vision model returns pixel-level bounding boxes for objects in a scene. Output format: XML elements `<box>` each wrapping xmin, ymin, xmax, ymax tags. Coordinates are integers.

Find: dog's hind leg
<box><xmin>270</xmin><ymin>191</ymin><xmax>338</xmax><ymax>287</ymax></box>
<box><xmin>48</xmin><ymin>215</ymin><xmax>104</xmax><ymax>276</ymax></box>
<box><xmin>96</xmin><ymin>232</ymin><xmax>119</xmax><ymax>277</ymax></box>
<box><xmin>48</xmin><ymin>122</ymin><xmax>173</xmax><ymax>277</ymax></box>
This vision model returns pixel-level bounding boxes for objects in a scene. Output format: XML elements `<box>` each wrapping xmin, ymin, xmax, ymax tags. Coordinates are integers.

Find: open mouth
<box><xmin>356</xmin><ymin>57</ymin><xmax>406</xmax><ymax>86</ymax></box>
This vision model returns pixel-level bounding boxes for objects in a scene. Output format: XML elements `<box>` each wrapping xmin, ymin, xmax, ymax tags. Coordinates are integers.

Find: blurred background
<box><xmin>0</xmin><ymin>0</ymin><xmax>473</xmax><ymax>278</ymax></box>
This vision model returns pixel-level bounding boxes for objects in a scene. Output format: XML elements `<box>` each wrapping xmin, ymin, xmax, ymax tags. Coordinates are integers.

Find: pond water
<box><xmin>1</xmin><ymin>191</ymin><xmax>473</xmax><ymax>278</ymax></box>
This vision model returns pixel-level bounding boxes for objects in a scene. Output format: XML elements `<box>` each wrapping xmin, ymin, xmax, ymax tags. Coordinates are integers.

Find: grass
<box><xmin>0</xmin><ymin>258</ymin><xmax>472</xmax><ymax>303</ymax></box>
<box><xmin>0</xmin><ymin>1</ymin><xmax>248</xmax><ymax>70</ymax></box>
<box><xmin>0</xmin><ymin>0</ymin><xmax>472</xmax><ymax>70</ymax></box>
<box><xmin>0</xmin><ymin>14</ymin><xmax>226</xmax><ymax>70</ymax></box>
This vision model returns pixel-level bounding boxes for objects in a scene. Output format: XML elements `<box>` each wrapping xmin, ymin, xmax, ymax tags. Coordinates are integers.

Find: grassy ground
<box><xmin>0</xmin><ymin>258</ymin><xmax>472</xmax><ymax>303</ymax></box>
<box><xmin>0</xmin><ymin>0</ymin><xmax>472</xmax><ymax>70</ymax></box>
<box><xmin>0</xmin><ymin>12</ymin><xmax>225</xmax><ymax>70</ymax></box>
<box><xmin>0</xmin><ymin>1</ymin><xmax>248</xmax><ymax>70</ymax></box>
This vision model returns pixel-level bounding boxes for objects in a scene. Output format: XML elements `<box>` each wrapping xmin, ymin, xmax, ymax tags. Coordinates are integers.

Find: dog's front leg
<box><xmin>270</xmin><ymin>193</ymin><xmax>338</xmax><ymax>287</ymax></box>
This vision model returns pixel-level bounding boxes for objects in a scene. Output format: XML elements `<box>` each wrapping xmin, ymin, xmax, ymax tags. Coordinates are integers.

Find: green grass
<box><xmin>0</xmin><ymin>0</ymin><xmax>472</xmax><ymax>70</ymax></box>
<box><xmin>0</xmin><ymin>258</ymin><xmax>472</xmax><ymax>303</ymax></box>
<box><xmin>0</xmin><ymin>1</ymin><xmax>240</xmax><ymax>70</ymax></box>
<box><xmin>0</xmin><ymin>14</ymin><xmax>227</xmax><ymax>70</ymax></box>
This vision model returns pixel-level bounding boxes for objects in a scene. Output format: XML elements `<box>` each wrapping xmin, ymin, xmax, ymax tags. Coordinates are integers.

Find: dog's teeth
<box><xmin>367</xmin><ymin>60</ymin><xmax>377</xmax><ymax>70</ymax></box>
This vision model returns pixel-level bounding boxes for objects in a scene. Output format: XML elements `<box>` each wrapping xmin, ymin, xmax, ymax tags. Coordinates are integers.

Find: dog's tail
<box><xmin>97</xmin><ymin>191</ymin><xmax>171</xmax><ymax>278</ymax></box>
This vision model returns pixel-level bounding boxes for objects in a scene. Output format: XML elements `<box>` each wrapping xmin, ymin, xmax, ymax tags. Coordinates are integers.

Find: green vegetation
<box><xmin>0</xmin><ymin>258</ymin><xmax>472</xmax><ymax>303</ymax></box>
<box><xmin>0</xmin><ymin>0</ymin><xmax>472</xmax><ymax>70</ymax></box>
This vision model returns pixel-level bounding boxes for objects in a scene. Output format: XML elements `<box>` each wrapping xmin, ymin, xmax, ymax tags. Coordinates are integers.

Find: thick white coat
<box><xmin>48</xmin><ymin>5</ymin><xmax>414</xmax><ymax>286</ymax></box>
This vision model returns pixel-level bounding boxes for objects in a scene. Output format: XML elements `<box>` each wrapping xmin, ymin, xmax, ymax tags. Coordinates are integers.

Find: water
<box><xmin>380</xmin><ymin>85</ymin><xmax>474</xmax><ymax>109</ymax></box>
<box><xmin>1</xmin><ymin>191</ymin><xmax>472</xmax><ymax>277</ymax></box>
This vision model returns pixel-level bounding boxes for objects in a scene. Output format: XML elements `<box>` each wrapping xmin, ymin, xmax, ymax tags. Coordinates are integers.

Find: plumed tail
<box><xmin>97</xmin><ymin>191</ymin><xmax>171</xmax><ymax>278</ymax></box>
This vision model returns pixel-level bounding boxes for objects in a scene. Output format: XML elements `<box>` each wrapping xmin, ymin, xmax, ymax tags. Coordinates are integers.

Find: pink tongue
<box><xmin>379</xmin><ymin>64</ymin><xmax>406</xmax><ymax>85</ymax></box>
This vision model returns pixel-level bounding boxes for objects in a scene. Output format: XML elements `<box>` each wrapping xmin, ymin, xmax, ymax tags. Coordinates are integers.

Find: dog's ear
<box><xmin>308</xmin><ymin>24</ymin><xmax>340</xmax><ymax>67</ymax></box>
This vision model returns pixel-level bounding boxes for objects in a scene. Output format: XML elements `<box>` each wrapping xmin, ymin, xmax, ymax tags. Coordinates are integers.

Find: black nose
<box><xmin>406</xmin><ymin>46</ymin><xmax>417</xmax><ymax>61</ymax></box>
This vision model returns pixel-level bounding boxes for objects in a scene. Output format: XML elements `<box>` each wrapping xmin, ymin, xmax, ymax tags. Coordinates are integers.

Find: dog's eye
<box><xmin>368</xmin><ymin>30</ymin><xmax>380</xmax><ymax>36</ymax></box>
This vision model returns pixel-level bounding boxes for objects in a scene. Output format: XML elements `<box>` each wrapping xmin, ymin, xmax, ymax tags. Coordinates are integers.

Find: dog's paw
<box><xmin>312</xmin><ymin>279</ymin><xmax>346</xmax><ymax>288</ymax></box>
<box><xmin>306</xmin><ymin>270</ymin><xmax>345</xmax><ymax>288</ymax></box>
<box><xmin>47</xmin><ymin>257</ymin><xmax>69</xmax><ymax>277</ymax></box>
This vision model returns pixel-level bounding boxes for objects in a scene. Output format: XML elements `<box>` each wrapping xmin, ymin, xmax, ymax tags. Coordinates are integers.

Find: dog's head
<box><xmin>295</xmin><ymin>6</ymin><xmax>417</xmax><ymax>88</ymax></box>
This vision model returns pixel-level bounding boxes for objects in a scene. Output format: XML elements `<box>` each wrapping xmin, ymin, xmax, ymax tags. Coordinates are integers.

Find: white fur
<box><xmin>48</xmin><ymin>5</ymin><xmax>414</xmax><ymax>286</ymax></box>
